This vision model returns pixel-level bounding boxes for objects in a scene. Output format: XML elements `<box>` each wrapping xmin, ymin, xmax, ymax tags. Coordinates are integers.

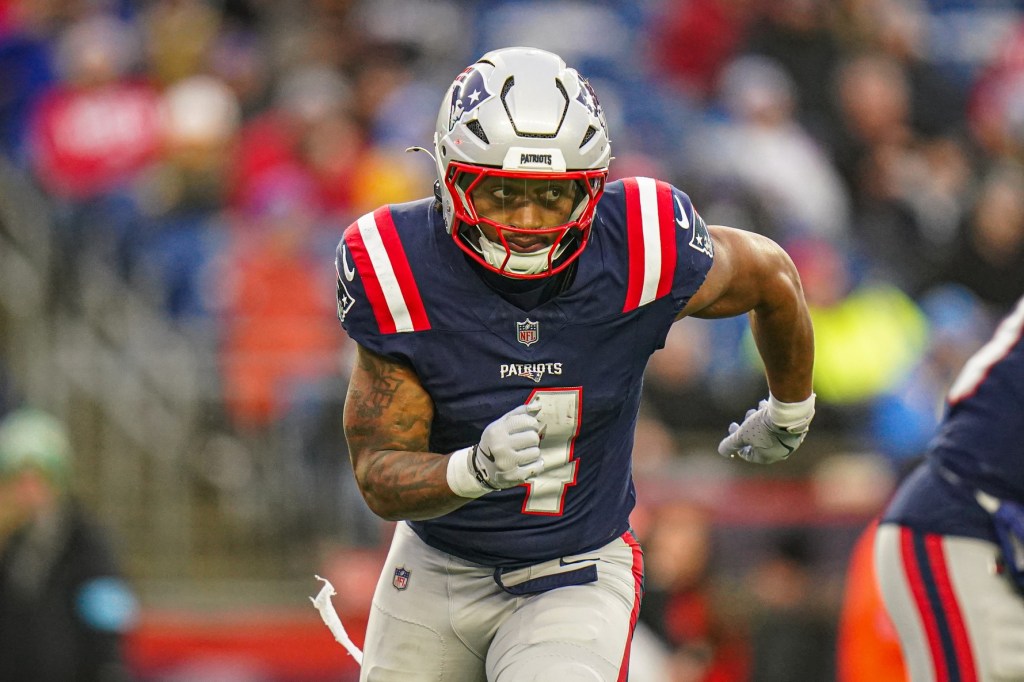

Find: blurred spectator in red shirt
<box><xmin>228</xmin><ymin>63</ymin><xmax>363</xmax><ymax>219</ymax></box>
<box><xmin>649</xmin><ymin>0</ymin><xmax>755</xmax><ymax>100</ymax></box>
<box><xmin>217</xmin><ymin>167</ymin><xmax>342</xmax><ymax>431</ymax></box>
<box><xmin>27</xmin><ymin>14</ymin><xmax>160</xmax><ymax>200</ymax></box>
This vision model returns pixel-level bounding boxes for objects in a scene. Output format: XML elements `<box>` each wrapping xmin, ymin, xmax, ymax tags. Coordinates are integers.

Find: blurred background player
<box><xmin>0</xmin><ymin>408</ymin><xmax>138</xmax><ymax>682</ymax></box>
<box><xmin>874</xmin><ymin>293</ymin><xmax>1024</xmax><ymax>681</ymax></box>
<box><xmin>338</xmin><ymin>46</ymin><xmax>814</xmax><ymax>680</ymax></box>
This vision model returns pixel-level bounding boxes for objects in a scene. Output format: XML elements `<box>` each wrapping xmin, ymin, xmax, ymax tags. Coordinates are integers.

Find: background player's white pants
<box><xmin>360</xmin><ymin>522</ymin><xmax>644</xmax><ymax>682</ymax></box>
<box><xmin>875</xmin><ymin>523</ymin><xmax>1024</xmax><ymax>681</ymax></box>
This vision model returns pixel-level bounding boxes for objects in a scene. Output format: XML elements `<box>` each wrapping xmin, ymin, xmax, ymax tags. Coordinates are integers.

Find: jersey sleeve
<box><xmin>335</xmin><ymin>207</ymin><xmax>431</xmax><ymax>360</ymax></box>
<box><xmin>666</xmin><ymin>185</ymin><xmax>714</xmax><ymax>312</ymax></box>
<box><xmin>617</xmin><ymin>177</ymin><xmax>714</xmax><ymax>315</ymax></box>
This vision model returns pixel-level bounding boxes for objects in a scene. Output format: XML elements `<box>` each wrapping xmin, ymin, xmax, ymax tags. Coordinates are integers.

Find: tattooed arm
<box><xmin>344</xmin><ymin>344</ymin><xmax>472</xmax><ymax>521</ymax></box>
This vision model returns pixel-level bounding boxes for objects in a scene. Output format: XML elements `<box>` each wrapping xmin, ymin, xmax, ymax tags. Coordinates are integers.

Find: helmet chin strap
<box><xmin>478</xmin><ymin>236</ymin><xmax>553</xmax><ymax>275</ymax></box>
<box><xmin>471</xmin><ymin>226</ymin><xmax>573</xmax><ymax>276</ymax></box>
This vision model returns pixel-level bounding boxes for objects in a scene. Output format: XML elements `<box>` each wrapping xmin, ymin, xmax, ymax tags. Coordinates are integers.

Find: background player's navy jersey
<box><xmin>336</xmin><ymin>178</ymin><xmax>714</xmax><ymax>567</ymax></box>
<box><xmin>883</xmin><ymin>295</ymin><xmax>1024</xmax><ymax>538</ymax></box>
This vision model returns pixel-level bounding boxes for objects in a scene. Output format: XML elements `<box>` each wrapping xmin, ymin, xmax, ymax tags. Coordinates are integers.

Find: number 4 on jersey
<box><xmin>522</xmin><ymin>388</ymin><xmax>582</xmax><ymax>515</ymax></box>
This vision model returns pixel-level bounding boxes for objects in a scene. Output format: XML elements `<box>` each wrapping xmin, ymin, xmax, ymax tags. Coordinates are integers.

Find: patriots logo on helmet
<box><xmin>447</xmin><ymin>66</ymin><xmax>494</xmax><ymax>131</ymax></box>
<box><xmin>575</xmin><ymin>77</ymin><xmax>604</xmax><ymax>127</ymax></box>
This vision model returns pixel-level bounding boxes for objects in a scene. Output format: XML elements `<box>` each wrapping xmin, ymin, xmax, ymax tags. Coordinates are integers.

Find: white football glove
<box><xmin>718</xmin><ymin>394</ymin><xmax>815</xmax><ymax>464</ymax></box>
<box><xmin>447</xmin><ymin>403</ymin><xmax>546</xmax><ymax>498</ymax></box>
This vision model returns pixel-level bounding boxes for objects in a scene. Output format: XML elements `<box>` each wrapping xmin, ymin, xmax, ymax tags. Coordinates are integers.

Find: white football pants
<box><xmin>875</xmin><ymin>523</ymin><xmax>1024</xmax><ymax>681</ymax></box>
<box><xmin>359</xmin><ymin>522</ymin><xmax>644</xmax><ymax>682</ymax></box>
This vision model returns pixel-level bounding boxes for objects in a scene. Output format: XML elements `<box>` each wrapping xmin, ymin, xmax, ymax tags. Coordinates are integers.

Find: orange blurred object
<box><xmin>837</xmin><ymin>518</ymin><xmax>908</xmax><ymax>682</ymax></box>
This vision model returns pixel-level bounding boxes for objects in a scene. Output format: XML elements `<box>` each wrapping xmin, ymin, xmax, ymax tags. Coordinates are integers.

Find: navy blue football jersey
<box><xmin>931</xmin><ymin>295</ymin><xmax>1024</xmax><ymax>499</ymax></box>
<box><xmin>336</xmin><ymin>178</ymin><xmax>714</xmax><ymax>567</ymax></box>
<box><xmin>883</xmin><ymin>295</ymin><xmax>1024</xmax><ymax>537</ymax></box>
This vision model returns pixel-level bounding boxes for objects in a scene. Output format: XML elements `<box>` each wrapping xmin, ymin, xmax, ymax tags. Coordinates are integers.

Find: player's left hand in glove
<box><xmin>718</xmin><ymin>393</ymin><xmax>815</xmax><ymax>464</ymax></box>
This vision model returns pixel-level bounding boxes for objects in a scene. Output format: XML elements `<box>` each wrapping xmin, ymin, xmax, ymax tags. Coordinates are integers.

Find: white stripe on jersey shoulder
<box><xmin>947</xmin><ymin>294</ymin><xmax>1024</xmax><ymax>402</ymax></box>
<box><xmin>355</xmin><ymin>211</ymin><xmax>416</xmax><ymax>333</ymax></box>
<box><xmin>636</xmin><ymin>176</ymin><xmax>664</xmax><ymax>307</ymax></box>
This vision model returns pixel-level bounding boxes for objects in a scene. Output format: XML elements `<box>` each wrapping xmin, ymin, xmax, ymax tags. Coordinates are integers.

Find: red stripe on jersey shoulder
<box><xmin>373</xmin><ymin>206</ymin><xmax>431</xmax><ymax>332</ymax></box>
<box><xmin>621</xmin><ymin>177</ymin><xmax>678</xmax><ymax>313</ymax></box>
<box><xmin>654</xmin><ymin>179</ymin><xmax>677</xmax><ymax>299</ymax></box>
<box><xmin>343</xmin><ymin>206</ymin><xmax>430</xmax><ymax>334</ymax></box>
<box><xmin>343</xmin><ymin>222</ymin><xmax>393</xmax><ymax>333</ymax></box>
<box><xmin>622</xmin><ymin>177</ymin><xmax>645</xmax><ymax>313</ymax></box>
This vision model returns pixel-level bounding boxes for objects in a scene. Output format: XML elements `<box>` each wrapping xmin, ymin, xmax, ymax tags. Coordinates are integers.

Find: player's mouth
<box><xmin>504</xmin><ymin>235</ymin><xmax>552</xmax><ymax>252</ymax></box>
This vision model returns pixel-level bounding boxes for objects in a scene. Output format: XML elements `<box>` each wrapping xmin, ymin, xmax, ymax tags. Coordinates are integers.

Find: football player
<box><xmin>875</xmin><ymin>294</ymin><xmax>1024</xmax><ymax>681</ymax></box>
<box><xmin>337</xmin><ymin>47</ymin><xmax>815</xmax><ymax>681</ymax></box>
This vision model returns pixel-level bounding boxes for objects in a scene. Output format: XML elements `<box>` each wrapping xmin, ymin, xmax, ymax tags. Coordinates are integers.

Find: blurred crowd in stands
<box><xmin>3</xmin><ymin>0</ymin><xmax>1024</xmax><ymax>678</ymax></box>
<box><xmin>3</xmin><ymin>0</ymin><xmax>1021</xmax><ymax>458</ymax></box>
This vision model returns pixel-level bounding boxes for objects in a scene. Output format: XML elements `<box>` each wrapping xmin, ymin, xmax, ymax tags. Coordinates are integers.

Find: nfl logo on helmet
<box><xmin>392</xmin><ymin>566</ymin><xmax>411</xmax><ymax>591</ymax></box>
<box><xmin>516</xmin><ymin>319</ymin><xmax>539</xmax><ymax>346</ymax></box>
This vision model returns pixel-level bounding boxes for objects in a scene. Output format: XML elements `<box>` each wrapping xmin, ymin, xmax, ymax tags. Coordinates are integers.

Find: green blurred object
<box><xmin>0</xmin><ymin>408</ymin><xmax>72</xmax><ymax>487</ymax></box>
<box><xmin>808</xmin><ymin>286</ymin><xmax>929</xmax><ymax>404</ymax></box>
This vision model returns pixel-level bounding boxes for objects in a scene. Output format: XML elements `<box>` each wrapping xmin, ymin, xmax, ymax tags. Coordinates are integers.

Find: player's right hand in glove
<box><xmin>718</xmin><ymin>393</ymin><xmax>815</xmax><ymax>464</ymax></box>
<box><xmin>447</xmin><ymin>403</ymin><xmax>545</xmax><ymax>498</ymax></box>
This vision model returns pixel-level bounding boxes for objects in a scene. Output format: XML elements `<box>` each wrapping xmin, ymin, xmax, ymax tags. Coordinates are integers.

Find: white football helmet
<box><xmin>433</xmin><ymin>47</ymin><xmax>611</xmax><ymax>278</ymax></box>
